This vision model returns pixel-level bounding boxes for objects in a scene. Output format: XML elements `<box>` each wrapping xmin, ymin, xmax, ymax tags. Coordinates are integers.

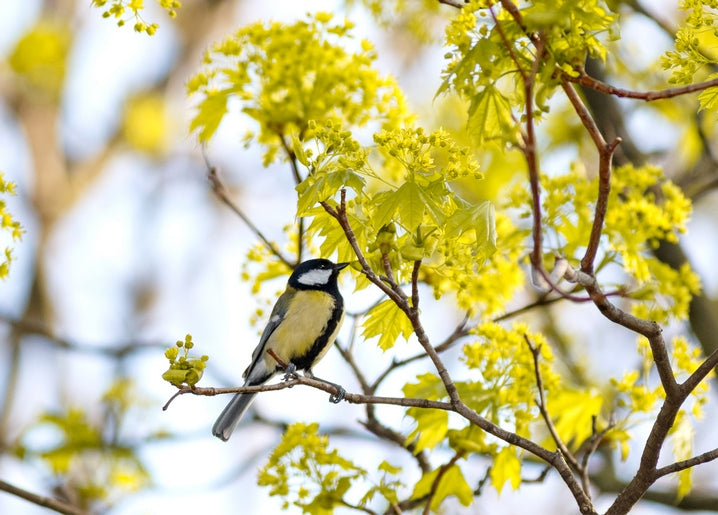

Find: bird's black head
<box><xmin>288</xmin><ymin>259</ymin><xmax>349</xmax><ymax>291</ymax></box>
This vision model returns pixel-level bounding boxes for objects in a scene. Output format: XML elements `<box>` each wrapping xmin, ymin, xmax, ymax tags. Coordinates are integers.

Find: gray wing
<box><xmin>242</xmin><ymin>288</ymin><xmax>293</xmax><ymax>382</ymax></box>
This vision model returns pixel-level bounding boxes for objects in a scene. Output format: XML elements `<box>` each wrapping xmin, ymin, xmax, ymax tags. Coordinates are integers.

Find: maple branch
<box><xmin>560</xmin><ymin>82</ymin><xmax>621</xmax><ymax>274</ymax></box>
<box><xmin>654</xmin><ymin>447</ymin><xmax>718</xmax><ymax>479</ymax></box>
<box><xmin>568</xmin><ymin>68</ymin><xmax>718</xmax><ymax>102</ymax></box>
<box><xmin>524</xmin><ymin>335</ymin><xmax>581</xmax><ymax>473</ymax></box>
<box><xmin>437</xmin><ymin>0</ymin><xmax>465</xmax><ymax>8</ymax></box>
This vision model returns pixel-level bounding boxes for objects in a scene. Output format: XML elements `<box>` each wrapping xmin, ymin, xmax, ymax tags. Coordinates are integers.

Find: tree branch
<box><xmin>560</xmin><ymin>82</ymin><xmax>621</xmax><ymax>274</ymax></box>
<box><xmin>278</xmin><ymin>133</ymin><xmax>305</xmax><ymax>262</ymax></box>
<box><xmin>202</xmin><ymin>149</ymin><xmax>294</xmax><ymax>268</ymax></box>
<box><xmin>654</xmin><ymin>447</ymin><xmax>718</xmax><ymax>479</ymax></box>
<box><xmin>0</xmin><ymin>480</ymin><xmax>87</xmax><ymax>515</ymax></box>
<box><xmin>568</xmin><ymin>68</ymin><xmax>718</xmax><ymax>102</ymax></box>
<box><xmin>524</xmin><ymin>336</ymin><xmax>580</xmax><ymax>473</ymax></box>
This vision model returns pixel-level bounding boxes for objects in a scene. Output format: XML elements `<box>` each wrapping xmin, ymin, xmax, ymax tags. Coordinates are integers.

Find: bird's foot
<box><xmin>329</xmin><ymin>385</ymin><xmax>346</xmax><ymax>404</ymax></box>
<box><xmin>282</xmin><ymin>362</ymin><xmax>298</xmax><ymax>382</ymax></box>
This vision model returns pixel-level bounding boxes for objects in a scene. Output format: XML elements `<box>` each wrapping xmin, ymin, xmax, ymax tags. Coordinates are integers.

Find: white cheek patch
<box><xmin>297</xmin><ymin>268</ymin><xmax>332</xmax><ymax>286</ymax></box>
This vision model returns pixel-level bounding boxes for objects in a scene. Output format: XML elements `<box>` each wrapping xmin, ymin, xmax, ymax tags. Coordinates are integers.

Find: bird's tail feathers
<box><xmin>212</xmin><ymin>392</ymin><xmax>258</xmax><ymax>441</ymax></box>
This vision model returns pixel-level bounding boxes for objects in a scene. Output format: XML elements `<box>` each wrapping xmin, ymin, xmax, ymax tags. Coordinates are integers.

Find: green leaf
<box><xmin>490</xmin><ymin>446</ymin><xmax>522</xmax><ymax>495</ymax></box>
<box><xmin>468</xmin><ymin>85</ymin><xmax>515</xmax><ymax>144</ymax></box>
<box><xmin>296</xmin><ymin>178</ymin><xmax>326</xmax><ymax>217</ymax></box>
<box><xmin>445</xmin><ymin>200</ymin><xmax>497</xmax><ymax>259</ymax></box>
<box><xmin>189</xmin><ymin>89</ymin><xmax>229</xmax><ymax>143</ymax></box>
<box><xmin>395</xmin><ymin>181</ymin><xmax>425</xmax><ymax>230</ymax></box>
<box><xmin>360</xmin><ymin>299</ymin><xmax>413</xmax><ymax>351</ymax></box>
<box><xmin>411</xmin><ymin>465</ymin><xmax>473</xmax><ymax>509</ymax></box>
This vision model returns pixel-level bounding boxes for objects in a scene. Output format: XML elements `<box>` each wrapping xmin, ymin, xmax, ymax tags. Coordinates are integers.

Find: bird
<box><xmin>212</xmin><ymin>258</ymin><xmax>350</xmax><ymax>441</ymax></box>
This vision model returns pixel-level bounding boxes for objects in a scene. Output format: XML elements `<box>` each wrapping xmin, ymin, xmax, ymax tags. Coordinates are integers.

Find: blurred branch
<box><xmin>370</xmin><ymin>315</ymin><xmax>470</xmax><ymax>391</ymax></box>
<box><xmin>277</xmin><ymin>134</ymin><xmax>305</xmax><ymax>262</ymax></box>
<box><xmin>201</xmin><ymin>149</ymin><xmax>294</xmax><ymax>268</ymax></box>
<box><xmin>0</xmin><ymin>335</ymin><xmax>21</xmax><ymax>445</ymax></box>
<box><xmin>0</xmin><ymin>479</ymin><xmax>87</xmax><ymax>515</ymax></box>
<box><xmin>0</xmin><ymin>314</ymin><xmax>166</xmax><ymax>358</ymax></box>
<box><xmin>336</xmin><ymin>320</ymin><xmax>432</xmax><ymax>473</ymax></box>
<box><xmin>437</xmin><ymin>0</ymin><xmax>465</xmax><ymax>8</ymax></box>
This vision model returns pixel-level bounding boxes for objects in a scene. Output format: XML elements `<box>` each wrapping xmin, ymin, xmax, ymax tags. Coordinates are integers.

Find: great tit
<box><xmin>212</xmin><ymin>259</ymin><xmax>350</xmax><ymax>441</ymax></box>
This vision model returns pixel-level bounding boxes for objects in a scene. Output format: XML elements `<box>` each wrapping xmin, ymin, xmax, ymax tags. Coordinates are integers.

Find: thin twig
<box><xmin>278</xmin><ymin>134</ymin><xmax>305</xmax><ymax>261</ymax></box>
<box><xmin>653</xmin><ymin>447</ymin><xmax>718</xmax><ymax>479</ymax></box>
<box><xmin>488</xmin><ymin>3</ymin><xmax>528</xmax><ymax>83</ymax></box>
<box><xmin>411</xmin><ymin>260</ymin><xmax>421</xmax><ymax>310</ymax></box>
<box><xmin>370</xmin><ymin>316</ymin><xmax>470</xmax><ymax>391</ymax></box>
<box><xmin>524</xmin><ymin>335</ymin><xmax>581</xmax><ymax>473</ymax></box>
<box><xmin>202</xmin><ymin>148</ymin><xmax>294</xmax><ymax>268</ymax></box>
<box><xmin>569</xmin><ymin>68</ymin><xmax>718</xmax><ymax>102</ymax></box>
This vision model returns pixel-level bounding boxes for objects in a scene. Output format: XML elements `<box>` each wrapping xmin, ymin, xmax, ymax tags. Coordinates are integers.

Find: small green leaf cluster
<box><xmin>187</xmin><ymin>13</ymin><xmax>411</xmax><ymax>163</ymax></box>
<box><xmin>441</xmin><ymin>1</ymin><xmax>617</xmax><ymax>143</ymax></box>
<box><xmin>161</xmin><ymin>334</ymin><xmax>209</xmax><ymax>387</ymax></box>
<box><xmin>14</xmin><ymin>380</ymin><xmax>151</xmax><ymax>510</ymax></box>
<box><xmin>0</xmin><ymin>172</ymin><xmax>22</xmax><ymax>279</ymax></box>
<box><xmin>91</xmin><ymin>0</ymin><xmax>180</xmax><ymax>35</ymax></box>
<box><xmin>258</xmin><ymin>422</ymin><xmax>402</xmax><ymax>514</ymax></box>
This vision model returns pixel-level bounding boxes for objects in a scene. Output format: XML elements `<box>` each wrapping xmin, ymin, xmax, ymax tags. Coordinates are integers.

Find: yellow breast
<box><xmin>261</xmin><ymin>290</ymin><xmax>339</xmax><ymax>367</ymax></box>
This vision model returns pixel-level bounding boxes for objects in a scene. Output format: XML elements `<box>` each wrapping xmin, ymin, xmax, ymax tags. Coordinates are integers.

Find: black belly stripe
<box><xmin>290</xmin><ymin>298</ymin><xmax>343</xmax><ymax>371</ymax></box>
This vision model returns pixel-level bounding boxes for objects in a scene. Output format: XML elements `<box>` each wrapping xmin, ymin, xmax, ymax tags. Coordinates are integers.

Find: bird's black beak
<box><xmin>335</xmin><ymin>262</ymin><xmax>350</xmax><ymax>271</ymax></box>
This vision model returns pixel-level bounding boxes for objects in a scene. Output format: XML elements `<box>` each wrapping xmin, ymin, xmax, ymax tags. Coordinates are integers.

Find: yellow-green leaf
<box><xmin>490</xmin><ymin>446</ymin><xmax>522</xmax><ymax>495</ymax></box>
<box><xmin>549</xmin><ymin>389</ymin><xmax>603</xmax><ymax>449</ymax></box>
<box><xmin>360</xmin><ymin>299</ymin><xmax>413</xmax><ymax>351</ymax></box>
<box><xmin>189</xmin><ymin>89</ymin><xmax>229</xmax><ymax>143</ymax></box>
<box><xmin>406</xmin><ymin>407</ymin><xmax>448</xmax><ymax>453</ymax></box>
<box><xmin>411</xmin><ymin>464</ymin><xmax>473</xmax><ymax>509</ymax></box>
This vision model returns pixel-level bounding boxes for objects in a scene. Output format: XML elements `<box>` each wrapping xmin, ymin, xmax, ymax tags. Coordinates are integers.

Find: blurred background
<box><xmin>0</xmin><ymin>0</ymin><xmax>717</xmax><ymax>514</ymax></box>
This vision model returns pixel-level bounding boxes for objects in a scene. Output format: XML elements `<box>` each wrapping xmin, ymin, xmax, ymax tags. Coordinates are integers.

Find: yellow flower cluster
<box><xmin>91</xmin><ymin>0</ymin><xmax>181</xmax><ymax>35</ymax></box>
<box><xmin>188</xmin><ymin>13</ymin><xmax>411</xmax><ymax>163</ymax></box>
<box><xmin>0</xmin><ymin>173</ymin><xmax>22</xmax><ymax>279</ymax></box>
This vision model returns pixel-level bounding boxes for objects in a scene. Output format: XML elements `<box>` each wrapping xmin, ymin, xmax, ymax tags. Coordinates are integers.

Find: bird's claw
<box><xmin>282</xmin><ymin>362</ymin><xmax>298</xmax><ymax>382</ymax></box>
<box><xmin>329</xmin><ymin>385</ymin><xmax>346</xmax><ymax>404</ymax></box>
